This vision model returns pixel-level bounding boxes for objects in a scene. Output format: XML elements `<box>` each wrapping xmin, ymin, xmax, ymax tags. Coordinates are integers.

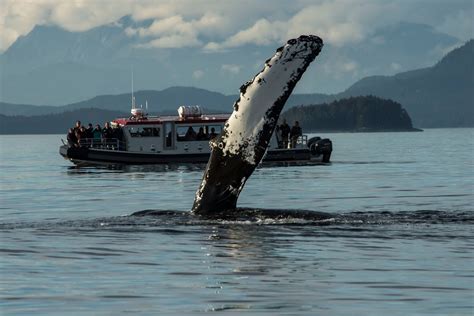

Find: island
<box><xmin>281</xmin><ymin>95</ymin><xmax>422</xmax><ymax>132</ymax></box>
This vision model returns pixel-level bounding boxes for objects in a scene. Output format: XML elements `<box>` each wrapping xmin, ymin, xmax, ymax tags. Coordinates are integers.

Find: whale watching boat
<box><xmin>59</xmin><ymin>103</ymin><xmax>332</xmax><ymax>166</ymax></box>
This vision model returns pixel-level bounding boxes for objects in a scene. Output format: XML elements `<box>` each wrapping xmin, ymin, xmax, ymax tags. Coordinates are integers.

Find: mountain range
<box><xmin>339</xmin><ymin>39</ymin><xmax>474</xmax><ymax>127</ymax></box>
<box><xmin>0</xmin><ymin>16</ymin><xmax>461</xmax><ymax>105</ymax></box>
<box><xmin>0</xmin><ymin>87</ymin><xmax>331</xmax><ymax>117</ymax></box>
<box><xmin>1</xmin><ymin>39</ymin><xmax>472</xmax><ymax>129</ymax></box>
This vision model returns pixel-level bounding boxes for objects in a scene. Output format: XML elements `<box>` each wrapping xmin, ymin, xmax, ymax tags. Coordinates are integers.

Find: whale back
<box><xmin>193</xmin><ymin>35</ymin><xmax>323</xmax><ymax>214</ymax></box>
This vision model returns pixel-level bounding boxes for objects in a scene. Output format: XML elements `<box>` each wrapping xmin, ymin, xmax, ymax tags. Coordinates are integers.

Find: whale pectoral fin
<box><xmin>193</xmin><ymin>35</ymin><xmax>323</xmax><ymax>215</ymax></box>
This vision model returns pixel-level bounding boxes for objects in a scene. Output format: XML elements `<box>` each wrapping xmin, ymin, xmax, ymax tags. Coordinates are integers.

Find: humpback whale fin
<box><xmin>192</xmin><ymin>35</ymin><xmax>323</xmax><ymax>215</ymax></box>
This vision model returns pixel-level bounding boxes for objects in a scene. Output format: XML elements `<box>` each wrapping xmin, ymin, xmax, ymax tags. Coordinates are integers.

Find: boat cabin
<box><xmin>111</xmin><ymin>105</ymin><xmax>284</xmax><ymax>154</ymax></box>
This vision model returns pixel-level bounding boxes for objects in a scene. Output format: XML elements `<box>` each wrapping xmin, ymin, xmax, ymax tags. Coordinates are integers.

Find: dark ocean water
<box><xmin>0</xmin><ymin>129</ymin><xmax>473</xmax><ymax>315</ymax></box>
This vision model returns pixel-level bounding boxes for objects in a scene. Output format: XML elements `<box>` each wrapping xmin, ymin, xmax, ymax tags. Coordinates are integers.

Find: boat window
<box><xmin>207</xmin><ymin>125</ymin><xmax>222</xmax><ymax>139</ymax></box>
<box><xmin>176</xmin><ymin>126</ymin><xmax>196</xmax><ymax>141</ymax></box>
<box><xmin>176</xmin><ymin>125</ymin><xmax>222</xmax><ymax>142</ymax></box>
<box><xmin>128</xmin><ymin>127</ymin><xmax>160</xmax><ymax>137</ymax></box>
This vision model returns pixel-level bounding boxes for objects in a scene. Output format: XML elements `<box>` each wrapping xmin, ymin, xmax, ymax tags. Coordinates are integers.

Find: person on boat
<box><xmin>279</xmin><ymin>119</ymin><xmax>290</xmax><ymax>148</ymax></box>
<box><xmin>275</xmin><ymin>125</ymin><xmax>282</xmax><ymax>148</ymax></box>
<box><xmin>209</xmin><ymin>127</ymin><xmax>218</xmax><ymax>139</ymax></box>
<box><xmin>75</xmin><ymin>126</ymin><xmax>87</xmax><ymax>146</ymax></box>
<box><xmin>67</xmin><ymin>128</ymin><xmax>78</xmax><ymax>147</ymax></box>
<box><xmin>92</xmin><ymin>124</ymin><xmax>102</xmax><ymax>146</ymax></box>
<box><xmin>73</xmin><ymin>120</ymin><xmax>82</xmax><ymax>134</ymax></box>
<box><xmin>184</xmin><ymin>126</ymin><xmax>197</xmax><ymax>141</ymax></box>
<box><xmin>112</xmin><ymin>126</ymin><xmax>124</xmax><ymax>150</ymax></box>
<box><xmin>102</xmin><ymin>122</ymin><xmax>113</xmax><ymax>139</ymax></box>
<box><xmin>196</xmin><ymin>127</ymin><xmax>207</xmax><ymax>140</ymax></box>
<box><xmin>290</xmin><ymin>121</ymin><xmax>302</xmax><ymax>148</ymax></box>
<box><xmin>86</xmin><ymin>123</ymin><xmax>94</xmax><ymax>138</ymax></box>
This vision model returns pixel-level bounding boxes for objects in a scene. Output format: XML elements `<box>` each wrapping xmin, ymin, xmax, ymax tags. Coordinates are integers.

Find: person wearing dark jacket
<box><xmin>86</xmin><ymin>123</ymin><xmax>94</xmax><ymax>138</ymax></box>
<box><xmin>290</xmin><ymin>121</ymin><xmax>302</xmax><ymax>148</ymax></box>
<box><xmin>279</xmin><ymin>119</ymin><xmax>290</xmax><ymax>148</ymax></box>
<box><xmin>67</xmin><ymin>128</ymin><xmax>78</xmax><ymax>147</ymax></box>
<box><xmin>112</xmin><ymin>126</ymin><xmax>124</xmax><ymax>150</ymax></box>
<box><xmin>75</xmin><ymin>126</ymin><xmax>87</xmax><ymax>146</ymax></box>
<box><xmin>92</xmin><ymin>124</ymin><xmax>102</xmax><ymax>146</ymax></box>
<box><xmin>102</xmin><ymin>122</ymin><xmax>113</xmax><ymax>139</ymax></box>
<box><xmin>196</xmin><ymin>127</ymin><xmax>207</xmax><ymax>140</ymax></box>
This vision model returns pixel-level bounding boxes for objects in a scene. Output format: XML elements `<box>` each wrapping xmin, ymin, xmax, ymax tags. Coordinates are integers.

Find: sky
<box><xmin>1</xmin><ymin>0</ymin><xmax>473</xmax><ymax>53</ymax></box>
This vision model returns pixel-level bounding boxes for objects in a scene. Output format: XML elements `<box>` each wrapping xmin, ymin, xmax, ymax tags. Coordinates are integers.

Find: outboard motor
<box><xmin>307</xmin><ymin>136</ymin><xmax>333</xmax><ymax>163</ymax></box>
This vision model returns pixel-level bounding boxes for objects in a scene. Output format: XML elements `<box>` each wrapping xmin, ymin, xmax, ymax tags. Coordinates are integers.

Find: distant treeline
<box><xmin>281</xmin><ymin>96</ymin><xmax>419</xmax><ymax>132</ymax></box>
<box><xmin>0</xmin><ymin>108</ymin><xmax>128</xmax><ymax>135</ymax></box>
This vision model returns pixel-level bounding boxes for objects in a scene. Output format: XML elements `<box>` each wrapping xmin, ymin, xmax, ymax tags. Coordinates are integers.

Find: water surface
<box><xmin>0</xmin><ymin>129</ymin><xmax>473</xmax><ymax>315</ymax></box>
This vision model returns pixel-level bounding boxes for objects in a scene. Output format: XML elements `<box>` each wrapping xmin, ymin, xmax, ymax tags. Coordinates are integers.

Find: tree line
<box><xmin>281</xmin><ymin>95</ymin><xmax>418</xmax><ymax>132</ymax></box>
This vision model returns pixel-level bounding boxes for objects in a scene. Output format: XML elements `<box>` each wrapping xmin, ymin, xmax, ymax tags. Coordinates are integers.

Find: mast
<box><xmin>131</xmin><ymin>67</ymin><xmax>136</xmax><ymax>109</ymax></box>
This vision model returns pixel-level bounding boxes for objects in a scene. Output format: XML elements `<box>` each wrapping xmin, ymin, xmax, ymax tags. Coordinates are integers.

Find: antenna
<box><xmin>131</xmin><ymin>66</ymin><xmax>136</xmax><ymax>109</ymax></box>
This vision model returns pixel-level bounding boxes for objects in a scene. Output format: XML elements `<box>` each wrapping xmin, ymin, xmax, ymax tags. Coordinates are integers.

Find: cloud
<box><xmin>193</xmin><ymin>70</ymin><xmax>204</xmax><ymax>79</ymax></box>
<box><xmin>0</xmin><ymin>0</ymin><xmax>133</xmax><ymax>51</ymax></box>
<box><xmin>390</xmin><ymin>62</ymin><xmax>402</xmax><ymax>71</ymax></box>
<box><xmin>221</xmin><ymin>64</ymin><xmax>241</xmax><ymax>75</ymax></box>
<box><xmin>135</xmin><ymin>16</ymin><xmax>191</xmax><ymax>38</ymax></box>
<box><xmin>285</xmin><ymin>1</ymin><xmax>377</xmax><ymax>46</ymax></box>
<box><xmin>205</xmin><ymin>19</ymin><xmax>285</xmax><ymax>50</ymax></box>
<box><xmin>203</xmin><ymin>1</ymin><xmax>389</xmax><ymax>51</ymax></box>
<box><xmin>204</xmin><ymin>0</ymin><xmax>473</xmax><ymax>51</ymax></box>
<box><xmin>0</xmin><ymin>0</ymin><xmax>300</xmax><ymax>51</ymax></box>
<box><xmin>131</xmin><ymin>15</ymin><xmax>201</xmax><ymax>48</ymax></box>
<box><xmin>343</xmin><ymin>61</ymin><xmax>358</xmax><ymax>72</ymax></box>
<box><xmin>436</xmin><ymin>9</ymin><xmax>474</xmax><ymax>40</ymax></box>
<box><xmin>1</xmin><ymin>0</ymin><xmax>49</xmax><ymax>51</ymax></box>
<box><xmin>126</xmin><ymin>13</ymin><xmax>226</xmax><ymax>48</ymax></box>
<box><xmin>137</xmin><ymin>34</ymin><xmax>201</xmax><ymax>49</ymax></box>
<box><xmin>321</xmin><ymin>58</ymin><xmax>360</xmax><ymax>79</ymax></box>
<box><xmin>1</xmin><ymin>0</ymin><xmax>473</xmax><ymax>52</ymax></box>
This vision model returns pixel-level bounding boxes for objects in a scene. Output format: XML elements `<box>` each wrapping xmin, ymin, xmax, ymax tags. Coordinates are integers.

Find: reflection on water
<box><xmin>66</xmin><ymin>162</ymin><xmax>207</xmax><ymax>173</ymax></box>
<box><xmin>66</xmin><ymin>160</ymin><xmax>332</xmax><ymax>175</ymax></box>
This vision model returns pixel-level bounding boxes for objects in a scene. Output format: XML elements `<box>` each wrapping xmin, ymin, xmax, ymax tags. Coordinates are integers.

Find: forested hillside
<box><xmin>282</xmin><ymin>96</ymin><xmax>418</xmax><ymax>132</ymax></box>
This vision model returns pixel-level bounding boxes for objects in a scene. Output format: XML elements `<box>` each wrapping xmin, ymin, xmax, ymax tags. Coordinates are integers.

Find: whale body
<box><xmin>192</xmin><ymin>35</ymin><xmax>323</xmax><ymax>215</ymax></box>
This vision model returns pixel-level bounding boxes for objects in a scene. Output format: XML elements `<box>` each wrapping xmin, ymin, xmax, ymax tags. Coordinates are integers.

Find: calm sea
<box><xmin>1</xmin><ymin>129</ymin><xmax>473</xmax><ymax>315</ymax></box>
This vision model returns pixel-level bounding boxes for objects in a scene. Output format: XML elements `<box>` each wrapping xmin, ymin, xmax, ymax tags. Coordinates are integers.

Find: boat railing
<box><xmin>299</xmin><ymin>135</ymin><xmax>308</xmax><ymax>145</ymax></box>
<box><xmin>291</xmin><ymin>135</ymin><xmax>307</xmax><ymax>148</ymax></box>
<box><xmin>77</xmin><ymin>138</ymin><xmax>125</xmax><ymax>150</ymax></box>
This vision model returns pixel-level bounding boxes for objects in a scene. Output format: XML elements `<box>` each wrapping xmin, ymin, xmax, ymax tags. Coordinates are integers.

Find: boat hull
<box><xmin>59</xmin><ymin>145</ymin><xmax>330</xmax><ymax>166</ymax></box>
